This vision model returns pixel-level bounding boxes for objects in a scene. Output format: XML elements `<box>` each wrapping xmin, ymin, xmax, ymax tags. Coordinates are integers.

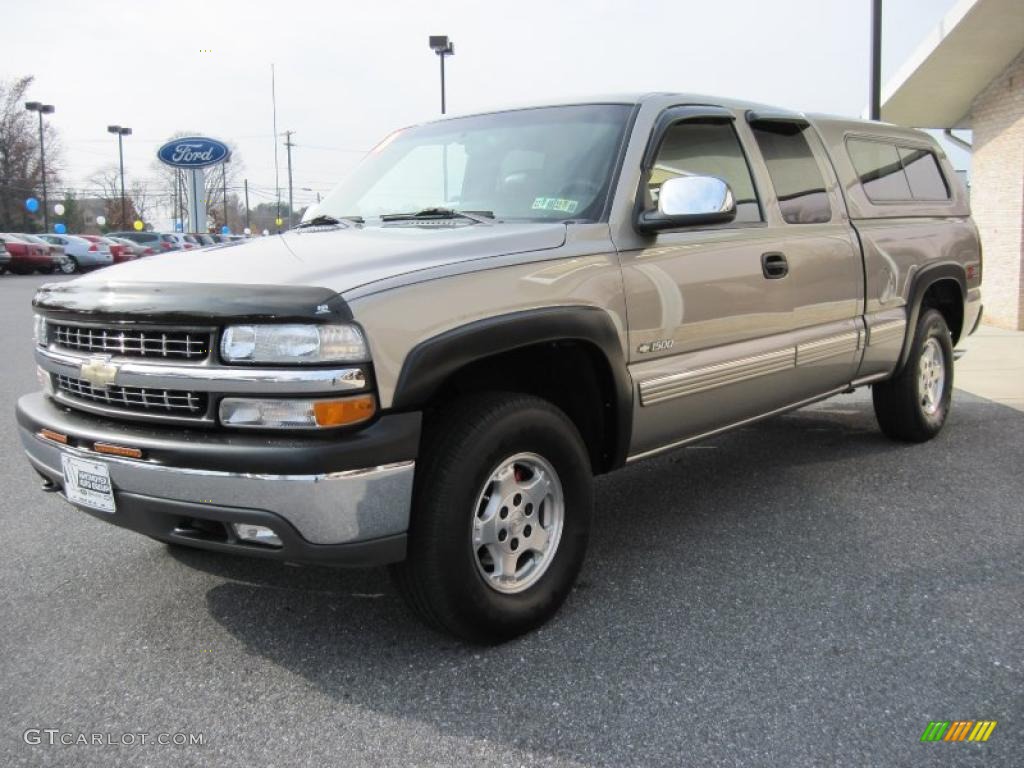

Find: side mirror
<box><xmin>636</xmin><ymin>175</ymin><xmax>736</xmax><ymax>233</ymax></box>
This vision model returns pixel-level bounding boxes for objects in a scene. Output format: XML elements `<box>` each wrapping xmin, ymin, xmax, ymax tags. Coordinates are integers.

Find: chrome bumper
<box><xmin>20</xmin><ymin>426</ymin><xmax>415</xmax><ymax>546</ymax></box>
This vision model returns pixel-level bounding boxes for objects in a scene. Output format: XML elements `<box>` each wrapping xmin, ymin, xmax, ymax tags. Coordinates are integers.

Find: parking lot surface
<box><xmin>1</xmin><ymin>273</ymin><xmax>1020</xmax><ymax>767</ymax></box>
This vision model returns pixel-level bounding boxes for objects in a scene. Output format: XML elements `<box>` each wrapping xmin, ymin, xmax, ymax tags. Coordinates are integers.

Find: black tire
<box><xmin>872</xmin><ymin>308</ymin><xmax>954</xmax><ymax>442</ymax></box>
<box><xmin>60</xmin><ymin>259</ymin><xmax>77</xmax><ymax>274</ymax></box>
<box><xmin>391</xmin><ymin>392</ymin><xmax>592</xmax><ymax>644</ymax></box>
<box><xmin>37</xmin><ymin>265</ymin><xmax>54</xmax><ymax>275</ymax></box>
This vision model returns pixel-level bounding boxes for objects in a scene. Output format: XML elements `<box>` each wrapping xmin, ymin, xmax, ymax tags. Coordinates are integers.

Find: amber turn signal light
<box><xmin>38</xmin><ymin>429</ymin><xmax>68</xmax><ymax>444</ymax></box>
<box><xmin>93</xmin><ymin>442</ymin><xmax>144</xmax><ymax>459</ymax></box>
<box><xmin>312</xmin><ymin>395</ymin><xmax>376</xmax><ymax>428</ymax></box>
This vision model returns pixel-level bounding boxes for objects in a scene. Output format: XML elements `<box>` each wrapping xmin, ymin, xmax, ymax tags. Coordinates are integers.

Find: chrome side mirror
<box><xmin>637</xmin><ymin>175</ymin><xmax>737</xmax><ymax>233</ymax></box>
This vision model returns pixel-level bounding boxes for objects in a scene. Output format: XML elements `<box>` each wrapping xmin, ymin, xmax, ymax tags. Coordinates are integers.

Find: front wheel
<box><xmin>872</xmin><ymin>308</ymin><xmax>954</xmax><ymax>442</ymax></box>
<box><xmin>59</xmin><ymin>259</ymin><xmax>77</xmax><ymax>274</ymax></box>
<box><xmin>391</xmin><ymin>393</ymin><xmax>592</xmax><ymax>643</ymax></box>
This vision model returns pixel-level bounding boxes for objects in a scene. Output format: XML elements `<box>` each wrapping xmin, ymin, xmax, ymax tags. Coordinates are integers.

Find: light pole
<box><xmin>869</xmin><ymin>0</ymin><xmax>882</xmax><ymax>120</ymax></box>
<box><xmin>25</xmin><ymin>101</ymin><xmax>55</xmax><ymax>231</ymax></box>
<box><xmin>107</xmin><ymin>125</ymin><xmax>132</xmax><ymax>228</ymax></box>
<box><xmin>428</xmin><ymin>36</ymin><xmax>455</xmax><ymax>114</ymax></box>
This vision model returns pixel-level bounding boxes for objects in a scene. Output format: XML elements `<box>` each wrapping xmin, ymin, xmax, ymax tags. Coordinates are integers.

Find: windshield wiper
<box><xmin>380</xmin><ymin>207</ymin><xmax>494</xmax><ymax>225</ymax></box>
<box><xmin>294</xmin><ymin>214</ymin><xmax>364</xmax><ymax>229</ymax></box>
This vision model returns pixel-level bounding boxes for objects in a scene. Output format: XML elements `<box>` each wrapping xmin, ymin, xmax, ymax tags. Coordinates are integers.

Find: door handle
<box><xmin>761</xmin><ymin>251</ymin><xmax>788</xmax><ymax>279</ymax></box>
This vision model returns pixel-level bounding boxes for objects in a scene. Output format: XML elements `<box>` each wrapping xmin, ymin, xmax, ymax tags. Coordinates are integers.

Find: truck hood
<box><xmin>73</xmin><ymin>222</ymin><xmax>567</xmax><ymax>295</ymax></box>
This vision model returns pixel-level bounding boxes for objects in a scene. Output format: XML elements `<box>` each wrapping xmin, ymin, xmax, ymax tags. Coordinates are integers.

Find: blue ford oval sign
<box><xmin>157</xmin><ymin>136</ymin><xmax>230</xmax><ymax>169</ymax></box>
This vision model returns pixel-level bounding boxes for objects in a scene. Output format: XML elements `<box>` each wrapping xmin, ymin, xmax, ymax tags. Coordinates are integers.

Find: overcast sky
<box><xmin>9</xmin><ymin>0</ymin><xmax>961</xmax><ymax>219</ymax></box>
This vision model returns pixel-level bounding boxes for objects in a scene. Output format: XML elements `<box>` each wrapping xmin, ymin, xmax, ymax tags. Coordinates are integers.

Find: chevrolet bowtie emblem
<box><xmin>80</xmin><ymin>356</ymin><xmax>119</xmax><ymax>389</ymax></box>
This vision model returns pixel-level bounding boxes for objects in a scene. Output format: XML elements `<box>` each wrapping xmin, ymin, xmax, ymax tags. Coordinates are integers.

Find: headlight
<box><xmin>221</xmin><ymin>324</ymin><xmax>368</xmax><ymax>364</ymax></box>
<box><xmin>219</xmin><ymin>394</ymin><xmax>376</xmax><ymax>429</ymax></box>
<box><xmin>33</xmin><ymin>315</ymin><xmax>48</xmax><ymax>347</ymax></box>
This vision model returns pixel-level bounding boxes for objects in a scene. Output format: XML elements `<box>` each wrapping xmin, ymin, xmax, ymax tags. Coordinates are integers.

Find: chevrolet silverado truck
<box><xmin>16</xmin><ymin>94</ymin><xmax>983</xmax><ymax>643</ymax></box>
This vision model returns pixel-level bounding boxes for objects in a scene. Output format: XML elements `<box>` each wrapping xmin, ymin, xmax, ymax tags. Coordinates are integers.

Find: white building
<box><xmin>882</xmin><ymin>0</ymin><xmax>1024</xmax><ymax>330</ymax></box>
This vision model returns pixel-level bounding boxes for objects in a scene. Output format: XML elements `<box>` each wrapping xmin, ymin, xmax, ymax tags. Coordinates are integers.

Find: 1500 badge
<box><xmin>637</xmin><ymin>339</ymin><xmax>674</xmax><ymax>354</ymax></box>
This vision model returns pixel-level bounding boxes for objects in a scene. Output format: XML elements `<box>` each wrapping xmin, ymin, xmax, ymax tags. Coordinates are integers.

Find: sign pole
<box><xmin>187</xmin><ymin>169</ymin><xmax>205</xmax><ymax>234</ymax></box>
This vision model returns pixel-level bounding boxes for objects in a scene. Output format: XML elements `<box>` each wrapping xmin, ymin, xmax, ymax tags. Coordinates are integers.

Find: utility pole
<box><xmin>284</xmin><ymin>131</ymin><xmax>295</xmax><ymax>228</ymax></box>
<box><xmin>244</xmin><ymin>178</ymin><xmax>250</xmax><ymax>231</ymax></box>
<box><xmin>870</xmin><ymin>0</ymin><xmax>882</xmax><ymax>120</ymax></box>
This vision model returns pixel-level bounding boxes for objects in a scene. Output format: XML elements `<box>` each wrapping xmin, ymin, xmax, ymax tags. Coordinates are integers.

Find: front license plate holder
<box><xmin>61</xmin><ymin>454</ymin><xmax>116</xmax><ymax>514</ymax></box>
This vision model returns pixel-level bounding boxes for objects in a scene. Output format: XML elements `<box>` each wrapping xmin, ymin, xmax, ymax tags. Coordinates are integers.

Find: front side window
<box><xmin>751</xmin><ymin>122</ymin><xmax>832</xmax><ymax>224</ymax></box>
<box><xmin>646</xmin><ymin>120</ymin><xmax>761</xmax><ymax>224</ymax></box>
<box><xmin>313</xmin><ymin>104</ymin><xmax>633</xmax><ymax>223</ymax></box>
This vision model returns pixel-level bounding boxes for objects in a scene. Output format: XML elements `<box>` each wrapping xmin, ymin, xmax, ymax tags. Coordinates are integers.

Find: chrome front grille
<box><xmin>52</xmin><ymin>323</ymin><xmax>211</xmax><ymax>361</ymax></box>
<box><xmin>55</xmin><ymin>374</ymin><xmax>208</xmax><ymax>417</ymax></box>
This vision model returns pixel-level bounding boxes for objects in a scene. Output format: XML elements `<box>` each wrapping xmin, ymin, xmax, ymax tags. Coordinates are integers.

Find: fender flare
<box><xmin>391</xmin><ymin>306</ymin><xmax>633</xmax><ymax>469</ymax></box>
<box><xmin>895</xmin><ymin>262</ymin><xmax>966</xmax><ymax>375</ymax></box>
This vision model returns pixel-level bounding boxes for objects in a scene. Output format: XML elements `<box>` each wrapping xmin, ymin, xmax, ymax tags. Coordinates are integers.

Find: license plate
<box><xmin>61</xmin><ymin>455</ymin><xmax>116</xmax><ymax>514</ymax></box>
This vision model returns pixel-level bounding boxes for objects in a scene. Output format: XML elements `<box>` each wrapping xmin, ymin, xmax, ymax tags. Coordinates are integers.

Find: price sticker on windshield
<box><xmin>531</xmin><ymin>197</ymin><xmax>579</xmax><ymax>213</ymax></box>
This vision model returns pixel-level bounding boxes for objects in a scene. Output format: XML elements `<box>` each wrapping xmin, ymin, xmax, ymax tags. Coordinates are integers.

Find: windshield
<box><xmin>309</xmin><ymin>104</ymin><xmax>632</xmax><ymax>224</ymax></box>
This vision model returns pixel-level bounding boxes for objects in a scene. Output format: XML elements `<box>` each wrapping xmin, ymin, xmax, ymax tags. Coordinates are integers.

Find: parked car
<box><xmin>108</xmin><ymin>231</ymin><xmax>168</xmax><ymax>253</ymax></box>
<box><xmin>18</xmin><ymin>234</ymin><xmax>74</xmax><ymax>274</ymax></box>
<box><xmin>17</xmin><ymin>94</ymin><xmax>982</xmax><ymax>643</ymax></box>
<box><xmin>0</xmin><ymin>241</ymin><xmax>10</xmax><ymax>273</ymax></box>
<box><xmin>38</xmin><ymin>234</ymin><xmax>114</xmax><ymax>272</ymax></box>
<box><xmin>153</xmin><ymin>232</ymin><xmax>199</xmax><ymax>251</ymax></box>
<box><xmin>191</xmin><ymin>233</ymin><xmax>216</xmax><ymax>247</ymax></box>
<box><xmin>0</xmin><ymin>233</ymin><xmax>52</xmax><ymax>274</ymax></box>
<box><xmin>106</xmin><ymin>235</ymin><xmax>153</xmax><ymax>258</ymax></box>
<box><xmin>80</xmin><ymin>235</ymin><xmax>135</xmax><ymax>264</ymax></box>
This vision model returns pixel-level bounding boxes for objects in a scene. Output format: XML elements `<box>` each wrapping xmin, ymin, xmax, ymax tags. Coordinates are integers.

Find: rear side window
<box><xmin>647</xmin><ymin>120</ymin><xmax>762</xmax><ymax>223</ymax></box>
<box><xmin>847</xmin><ymin>139</ymin><xmax>911</xmax><ymax>201</ymax></box>
<box><xmin>751</xmin><ymin>123</ymin><xmax>831</xmax><ymax>224</ymax></box>
<box><xmin>898</xmin><ymin>147</ymin><xmax>949</xmax><ymax>200</ymax></box>
<box><xmin>847</xmin><ymin>138</ymin><xmax>950</xmax><ymax>203</ymax></box>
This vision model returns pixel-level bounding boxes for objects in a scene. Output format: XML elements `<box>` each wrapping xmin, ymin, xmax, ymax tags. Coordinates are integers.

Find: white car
<box><xmin>39</xmin><ymin>234</ymin><xmax>114</xmax><ymax>271</ymax></box>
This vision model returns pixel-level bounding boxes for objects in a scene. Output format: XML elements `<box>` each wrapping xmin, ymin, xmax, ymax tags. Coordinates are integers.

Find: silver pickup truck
<box><xmin>17</xmin><ymin>93</ymin><xmax>983</xmax><ymax>643</ymax></box>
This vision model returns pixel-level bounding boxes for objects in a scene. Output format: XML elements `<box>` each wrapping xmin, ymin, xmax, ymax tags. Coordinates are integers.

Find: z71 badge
<box><xmin>637</xmin><ymin>339</ymin><xmax>674</xmax><ymax>354</ymax></box>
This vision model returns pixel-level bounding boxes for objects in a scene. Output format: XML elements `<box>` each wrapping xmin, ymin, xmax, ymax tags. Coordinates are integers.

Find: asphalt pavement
<box><xmin>0</xmin><ymin>273</ymin><xmax>1020</xmax><ymax>767</ymax></box>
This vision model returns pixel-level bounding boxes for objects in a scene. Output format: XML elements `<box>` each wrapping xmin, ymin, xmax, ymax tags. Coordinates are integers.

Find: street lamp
<box><xmin>428</xmin><ymin>36</ymin><xmax>455</xmax><ymax>114</ymax></box>
<box><xmin>24</xmin><ymin>101</ymin><xmax>55</xmax><ymax>231</ymax></box>
<box><xmin>107</xmin><ymin>125</ymin><xmax>132</xmax><ymax>228</ymax></box>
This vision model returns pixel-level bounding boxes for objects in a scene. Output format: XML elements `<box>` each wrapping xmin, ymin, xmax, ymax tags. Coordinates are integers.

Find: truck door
<box><xmin>615</xmin><ymin>107</ymin><xmax>862</xmax><ymax>460</ymax></box>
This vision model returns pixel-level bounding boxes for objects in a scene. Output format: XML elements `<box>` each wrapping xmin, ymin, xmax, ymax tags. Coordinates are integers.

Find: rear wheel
<box><xmin>391</xmin><ymin>392</ymin><xmax>592</xmax><ymax>643</ymax></box>
<box><xmin>872</xmin><ymin>308</ymin><xmax>954</xmax><ymax>442</ymax></box>
<box><xmin>59</xmin><ymin>259</ymin><xmax>76</xmax><ymax>274</ymax></box>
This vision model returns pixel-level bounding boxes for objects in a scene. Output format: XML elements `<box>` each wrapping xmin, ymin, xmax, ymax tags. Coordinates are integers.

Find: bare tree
<box><xmin>0</xmin><ymin>75</ymin><xmax>63</xmax><ymax>232</ymax></box>
<box><xmin>86</xmin><ymin>165</ymin><xmax>139</xmax><ymax>230</ymax></box>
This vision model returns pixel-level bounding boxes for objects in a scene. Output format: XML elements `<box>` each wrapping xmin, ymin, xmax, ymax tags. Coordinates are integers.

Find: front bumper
<box><xmin>16</xmin><ymin>392</ymin><xmax>420</xmax><ymax>566</ymax></box>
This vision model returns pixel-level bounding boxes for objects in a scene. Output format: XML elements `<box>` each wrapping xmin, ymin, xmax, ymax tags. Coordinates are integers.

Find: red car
<box><xmin>0</xmin><ymin>233</ymin><xmax>52</xmax><ymax>274</ymax></box>
<box><xmin>81</xmin><ymin>235</ymin><xmax>137</xmax><ymax>264</ymax></box>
